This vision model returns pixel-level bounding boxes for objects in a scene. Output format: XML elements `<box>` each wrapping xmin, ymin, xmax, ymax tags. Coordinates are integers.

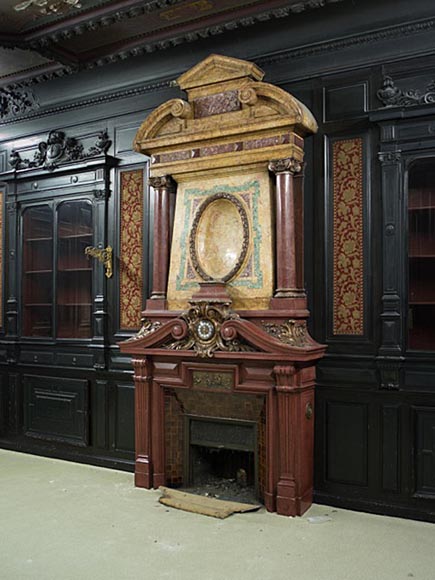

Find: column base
<box><xmin>135</xmin><ymin>456</ymin><xmax>152</xmax><ymax>489</ymax></box>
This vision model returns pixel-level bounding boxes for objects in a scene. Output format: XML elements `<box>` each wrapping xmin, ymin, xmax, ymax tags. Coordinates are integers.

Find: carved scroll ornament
<box><xmin>377</xmin><ymin>75</ymin><xmax>435</xmax><ymax>107</ymax></box>
<box><xmin>9</xmin><ymin>129</ymin><xmax>111</xmax><ymax>171</ymax></box>
<box><xmin>262</xmin><ymin>320</ymin><xmax>309</xmax><ymax>347</ymax></box>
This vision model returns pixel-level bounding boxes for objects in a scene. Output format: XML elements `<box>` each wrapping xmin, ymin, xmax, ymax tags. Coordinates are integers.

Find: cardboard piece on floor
<box><xmin>158</xmin><ymin>486</ymin><xmax>261</xmax><ymax>519</ymax></box>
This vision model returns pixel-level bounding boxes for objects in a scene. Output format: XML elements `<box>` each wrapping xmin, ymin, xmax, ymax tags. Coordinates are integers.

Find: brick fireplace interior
<box><xmin>165</xmin><ymin>389</ymin><xmax>265</xmax><ymax>502</ymax></box>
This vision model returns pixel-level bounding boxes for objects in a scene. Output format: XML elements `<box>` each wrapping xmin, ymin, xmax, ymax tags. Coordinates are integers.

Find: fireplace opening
<box><xmin>183</xmin><ymin>416</ymin><xmax>259</xmax><ymax>504</ymax></box>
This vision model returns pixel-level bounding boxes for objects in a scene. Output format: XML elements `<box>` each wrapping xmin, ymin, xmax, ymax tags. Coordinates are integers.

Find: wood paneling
<box><xmin>24</xmin><ymin>375</ymin><xmax>89</xmax><ymax>446</ymax></box>
<box><xmin>326</xmin><ymin>401</ymin><xmax>368</xmax><ymax>486</ymax></box>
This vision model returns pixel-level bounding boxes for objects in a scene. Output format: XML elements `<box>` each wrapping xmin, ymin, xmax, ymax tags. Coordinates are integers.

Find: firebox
<box><xmin>185</xmin><ymin>416</ymin><xmax>258</xmax><ymax>501</ymax></box>
<box><xmin>120</xmin><ymin>54</ymin><xmax>326</xmax><ymax>516</ymax></box>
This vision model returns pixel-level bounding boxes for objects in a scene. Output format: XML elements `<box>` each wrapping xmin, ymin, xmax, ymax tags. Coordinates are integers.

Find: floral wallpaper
<box><xmin>332</xmin><ymin>138</ymin><xmax>364</xmax><ymax>335</ymax></box>
<box><xmin>120</xmin><ymin>169</ymin><xmax>144</xmax><ymax>330</ymax></box>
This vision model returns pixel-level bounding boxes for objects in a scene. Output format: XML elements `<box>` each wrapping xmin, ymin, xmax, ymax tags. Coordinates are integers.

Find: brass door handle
<box><xmin>84</xmin><ymin>245</ymin><xmax>113</xmax><ymax>278</ymax></box>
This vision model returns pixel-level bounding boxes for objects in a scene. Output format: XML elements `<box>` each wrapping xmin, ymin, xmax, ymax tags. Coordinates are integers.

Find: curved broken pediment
<box><xmin>133</xmin><ymin>54</ymin><xmax>317</xmax><ymax>169</ymax></box>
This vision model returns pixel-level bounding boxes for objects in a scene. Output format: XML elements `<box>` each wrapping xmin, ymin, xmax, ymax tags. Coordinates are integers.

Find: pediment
<box><xmin>176</xmin><ymin>54</ymin><xmax>264</xmax><ymax>90</ymax></box>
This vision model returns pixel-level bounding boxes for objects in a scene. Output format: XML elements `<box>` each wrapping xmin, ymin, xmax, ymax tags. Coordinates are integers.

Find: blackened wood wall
<box><xmin>1</xmin><ymin>0</ymin><xmax>435</xmax><ymax>521</ymax></box>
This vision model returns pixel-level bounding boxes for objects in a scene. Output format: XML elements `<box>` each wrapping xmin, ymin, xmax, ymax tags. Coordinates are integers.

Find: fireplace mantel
<box><xmin>120</xmin><ymin>54</ymin><xmax>326</xmax><ymax>516</ymax></box>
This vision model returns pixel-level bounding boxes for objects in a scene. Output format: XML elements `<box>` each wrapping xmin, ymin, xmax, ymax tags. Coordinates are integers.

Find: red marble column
<box><xmin>147</xmin><ymin>175</ymin><xmax>176</xmax><ymax>310</ymax></box>
<box><xmin>132</xmin><ymin>357</ymin><xmax>153</xmax><ymax>488</ymax></box>
<box><xmin>268</xmin><ymin>158</ymin><xmax>305</xmax><ymax>306</ymax></box>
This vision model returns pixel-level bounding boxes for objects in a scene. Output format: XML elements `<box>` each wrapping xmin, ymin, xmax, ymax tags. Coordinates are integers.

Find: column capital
<box><xmin>148</xmin><ymin>175</ymin><xmax>177</xmax><ymax>191</ymax></box>
<box><xmin>274</xmin><ymin>364</ymin><xmax>297</xmax><ymax>391</ymax></box>
<box><xmin>268</xmin><ymin>157</ymin><xmax>303</xmax><ymax>175</ymax></box>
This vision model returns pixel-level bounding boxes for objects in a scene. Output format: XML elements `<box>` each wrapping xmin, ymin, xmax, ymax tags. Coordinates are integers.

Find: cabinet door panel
<box><xmin>57</xmin><ymin>200</ymin><xmax>93</xmax><ymax>339</ymax></box>
<box><xmin>22</xmin><ymin>205</ymin><xmax>53</xmax><ymax>337</ymax></box>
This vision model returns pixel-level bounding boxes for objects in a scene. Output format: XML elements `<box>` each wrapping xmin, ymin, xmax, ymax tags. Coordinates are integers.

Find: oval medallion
<box><xmin>190</xmin><ymin>193</ymin><xmax>249</xmax><ymax>282</ymax></box>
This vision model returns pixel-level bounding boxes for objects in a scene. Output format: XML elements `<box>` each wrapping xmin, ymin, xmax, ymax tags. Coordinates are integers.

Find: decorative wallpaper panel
<box><xmin>332</xmin><ymin>138</ymin><xmax>364</xmax><ymax>335</ymax></box>
<box><xmin>119</xmin><ymin>169</ymin><xmax>144</xmax><ymax>330</ymax></box>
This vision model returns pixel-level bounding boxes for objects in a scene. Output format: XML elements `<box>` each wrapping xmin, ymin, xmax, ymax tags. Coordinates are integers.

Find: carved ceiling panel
<box><xmin>0</xmin><ymin>0</ymin><xmax>345</xmax><ymax>88</ymax></box>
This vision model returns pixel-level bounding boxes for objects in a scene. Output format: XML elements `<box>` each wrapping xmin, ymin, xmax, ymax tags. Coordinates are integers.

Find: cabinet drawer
<box><xmin>55</xmin><ymin>352</ymin><xmax>94</xmax><ymax>368</ymax></box>
<box><xmin>20</xmin><ymin>351</ymin><xmax>54</xmax><ymax>365</ymax></box>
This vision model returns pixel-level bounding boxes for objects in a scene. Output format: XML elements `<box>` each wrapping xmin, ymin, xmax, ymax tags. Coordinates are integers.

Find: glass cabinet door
<box><xmin>57</xmin><ymin>200</ymin><xmax>93</xmax><ymax>339</ymax></box>
<box><xmin>22</xmin><ymin>205</ymin><xmax>54</xmax><ymax>337</ymax></box>
<box><xmin>408</xmin><ymin>159</ymin><xmax>435</xmax><ymax>350</ymax></box>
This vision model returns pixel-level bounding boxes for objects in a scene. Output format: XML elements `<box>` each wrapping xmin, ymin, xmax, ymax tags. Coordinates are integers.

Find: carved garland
<box><xmin>262</xmin><ymin>320</ymin><xmax>308</xmax><ymax>347</ymax></box>
<box><xmin>189</xmin><ymin>192</ymin><xmax>250</xmax><ymax>283</ymax></box>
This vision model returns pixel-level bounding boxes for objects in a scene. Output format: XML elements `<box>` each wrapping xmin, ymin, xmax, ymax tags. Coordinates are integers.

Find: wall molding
<box><xmin>0</xmin><ymin>78</ymin><xmax>172</xmax><ymax>125</ymax></box>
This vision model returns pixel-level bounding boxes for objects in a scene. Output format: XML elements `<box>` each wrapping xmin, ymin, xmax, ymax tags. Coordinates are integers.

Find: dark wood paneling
<box><xmin>381</xmin><ymin>405</ymin><xmax>400</xmax><ymax>492</ymax></box>
<box><xmin>113</xmin><ymin>382</ymin><xmax>135</xmax><ymax>454</ymax></box>
<box><xmin>326</xmin><ymin>400</ymin><xmax>368</xmax><ymax>486</ymax></box>
<box><xmin>24</xmin><ymin>375</ymin><xmax>89</xmax><ymax>446</ymax></box>
<box><xmin>323</xmin><ymin>83</ymin><xmax>368</xmax><ymax>122</ymax></box>
<box><xmin>93</xmin><ymin>380</ymin><xmax>108</xmax><ymax>449</ymax></box>
<box><xmin>414</xmin><ymin>407</ymin><xmax>435</xmax><ymax>497</ymax></box>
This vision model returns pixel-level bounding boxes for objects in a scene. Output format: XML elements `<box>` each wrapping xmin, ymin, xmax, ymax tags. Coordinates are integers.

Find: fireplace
<box><xmin>120</xmin><ymin>54</ymin><xmax>326</xmax><ymax>516</ymax></box>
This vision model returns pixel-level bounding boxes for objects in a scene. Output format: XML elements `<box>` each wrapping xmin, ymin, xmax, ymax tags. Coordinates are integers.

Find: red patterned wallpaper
<box><xmin>120</xmin><ymin>169</ymin><xmax>144</xmax><ymax>330</ymax></box>
<box><xmin>332</xmin><ymin>138</ymin><xmax>364</xmax><ymax>335</ymax></box>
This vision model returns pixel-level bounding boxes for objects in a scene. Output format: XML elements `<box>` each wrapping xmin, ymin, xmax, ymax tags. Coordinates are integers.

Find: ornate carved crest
<box><xmin>377</xmin><ymin>75</ymin><xmax>435</xmax><ymax>108</ymax></box>
<box><xmin>9</xmin><ymin>129</ymin><xmax>111</xmax><ymax>171</ymax></box>
<box><xmin>262</xmin><ymin>320</ymin><xmax>308</xmax><ymax>347</ymax></box>
<box><xmin>165</xmin><ymin>301</ymin><xmax>255</xmax><ymax>358</ymax></box>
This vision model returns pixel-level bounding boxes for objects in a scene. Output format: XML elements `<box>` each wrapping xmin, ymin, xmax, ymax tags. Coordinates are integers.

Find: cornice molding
<box><xmin>8</xmin><ymin>11</ymin><xmax>434</xmax><ymax>93</ymax></box>
<box><xmin>0</xmin><ymin>77</ymin><xmax>172</xmax><ymax>125</ymax></box>
<box><xmin>3</xmin><ymin>11</ymin><xmax>435</xmax><ymax>123</ymax></box>
<box><xmin>258</xmin><ymin>17</ymin><xmax>435</xmax><ymax>67</ymax></box>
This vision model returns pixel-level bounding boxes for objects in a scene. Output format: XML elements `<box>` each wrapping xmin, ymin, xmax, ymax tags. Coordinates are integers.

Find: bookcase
<box><xmin>408</xmin><ymin>159</ymin><xmax>435</xmax><ymax>351</ymax></box>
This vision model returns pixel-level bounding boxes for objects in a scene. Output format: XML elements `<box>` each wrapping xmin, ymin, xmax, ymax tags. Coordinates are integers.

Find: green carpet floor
<box><xmin>0</xmin><ymin>449</ymin><xmax>434</xmax><ymax>580</ymax></box>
